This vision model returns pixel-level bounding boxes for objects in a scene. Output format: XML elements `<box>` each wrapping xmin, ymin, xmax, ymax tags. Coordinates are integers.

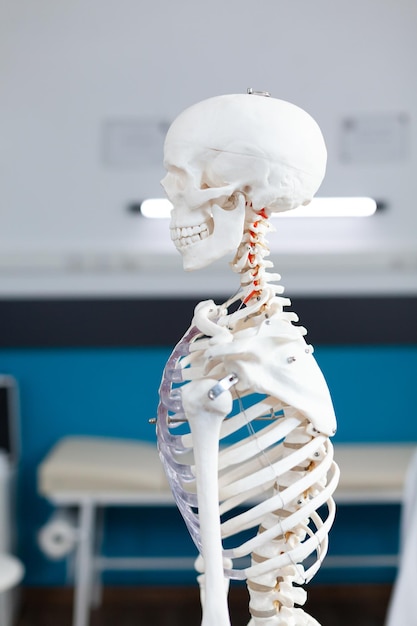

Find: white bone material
<box><xmin>156</xmin><ymin>92</ymin><xmax>339</xmax><ymax>626</ymax></box>
<box><xmin>162</xmin><ymin>93</ymin><xmax>326</xmax><ymax>271</ymax></box>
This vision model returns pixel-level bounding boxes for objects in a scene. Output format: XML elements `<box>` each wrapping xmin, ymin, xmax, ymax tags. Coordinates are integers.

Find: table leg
<box><xmin>73</xmin><ymin>500</ymin><xmax>95</xmax><ymax>626</ymax></box>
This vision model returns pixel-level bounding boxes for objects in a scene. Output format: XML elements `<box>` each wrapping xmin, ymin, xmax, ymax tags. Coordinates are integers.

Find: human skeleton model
<box><xmin>156</xmin><ymin>92</ymin><xmax>339</xmax><ymax>626</ymax></box>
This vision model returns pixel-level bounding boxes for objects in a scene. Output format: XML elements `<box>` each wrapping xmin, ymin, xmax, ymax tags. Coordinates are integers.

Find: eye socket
<box><xmin>161</xmin><ymin>167</ymin><xmax>188</xmax><ymax>193</ymax></box>
<box><xmin>169</xmin><ymin>165</ymin><xmax>187</xmax><ymax>177</ymax></box>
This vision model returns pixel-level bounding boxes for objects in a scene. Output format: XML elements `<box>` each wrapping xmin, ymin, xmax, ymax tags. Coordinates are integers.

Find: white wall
<box><xmin>1</xmin><ymin>0</ymin><xmax>416</xmax><ymax>296</ymax></box>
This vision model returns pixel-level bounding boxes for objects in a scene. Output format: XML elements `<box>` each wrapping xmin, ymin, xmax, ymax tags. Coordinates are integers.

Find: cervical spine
<box><xmin>156</xmin><ymin>207</ymin><xmax>338</xmax><ymax>626</ymax></box>
<box><xmin>231</xmin><ymin>203</ymin><xmax>283</xmax><ymax>306</ymax></box>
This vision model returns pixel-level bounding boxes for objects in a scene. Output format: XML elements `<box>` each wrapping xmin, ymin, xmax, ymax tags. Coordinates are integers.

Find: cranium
<box><xmin>161</xmin><ymin>93</ymin><xmax>327</xmax><ymax>271</ymax></box>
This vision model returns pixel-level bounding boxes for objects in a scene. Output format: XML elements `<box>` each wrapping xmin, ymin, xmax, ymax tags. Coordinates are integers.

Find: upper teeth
<box><xmin>170</xmin><ymin>223</ymin><xmax>209</xmax><ymax>248</ymax></box>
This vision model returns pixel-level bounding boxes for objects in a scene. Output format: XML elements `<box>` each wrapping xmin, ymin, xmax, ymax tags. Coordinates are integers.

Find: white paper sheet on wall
<box><xmin>340</xmin><ymin>112</ymin><xmax>409</xmax><ymax>163</ymax></box>
<box><xmin>101</xmin><ymin>118</ymin><xmax>170</xmax><ymax>169</ymax></box>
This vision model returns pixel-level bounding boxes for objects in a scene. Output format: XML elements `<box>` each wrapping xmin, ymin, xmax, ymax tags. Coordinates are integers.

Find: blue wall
<box><xmin>1</xmin><ymin>345</ymin><xmax>416</xmax><ymax>586</ymax></box>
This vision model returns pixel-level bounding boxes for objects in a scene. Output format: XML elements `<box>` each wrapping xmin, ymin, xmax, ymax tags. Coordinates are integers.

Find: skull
<box><xmin>161</xmin><ymin>93</ymin><xmax>327</xmax><ymax>271</ymax></box>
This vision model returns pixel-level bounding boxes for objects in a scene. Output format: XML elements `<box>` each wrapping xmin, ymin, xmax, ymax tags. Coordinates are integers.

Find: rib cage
<box><xmin>156</xmin><ymin>324</ymin><xmax>339</xmax><ymax>589</ymax></box>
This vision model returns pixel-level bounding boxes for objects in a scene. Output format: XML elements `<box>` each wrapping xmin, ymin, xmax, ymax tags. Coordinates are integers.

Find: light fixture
<box><xmin>139</xmin><ymin>197</ymin><xmax>378</xmax><ymax>219</ymax></box>
<box><xmin>140</xmin><ymin>198</ymin><xmax>173</xmax><ymax>218</ymax></box>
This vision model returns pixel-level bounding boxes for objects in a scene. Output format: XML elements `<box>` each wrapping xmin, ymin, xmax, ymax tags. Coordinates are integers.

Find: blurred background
<box><xmin>0</xmin><ymin>0</ymin><xmax>416</xmax><ymax>624</ymax></box>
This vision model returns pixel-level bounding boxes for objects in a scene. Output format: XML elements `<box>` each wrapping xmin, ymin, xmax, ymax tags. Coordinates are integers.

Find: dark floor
<box><xmin>16</xmin><ymin>584</ymin><xmax>393</xmax><ymax>626</ymax></box>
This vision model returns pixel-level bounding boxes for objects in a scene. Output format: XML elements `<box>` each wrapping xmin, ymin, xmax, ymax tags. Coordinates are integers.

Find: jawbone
<box><xmin>172</xmin><ymin>196</ymin><xmax>246</xmax><ymax>271</ymax></box>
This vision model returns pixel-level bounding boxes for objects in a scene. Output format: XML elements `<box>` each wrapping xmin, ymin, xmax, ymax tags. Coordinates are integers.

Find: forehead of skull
<box><xmin>163</xmin><ymin>94</ymin><xmax>327</xmax><ymax>181</ymax></box>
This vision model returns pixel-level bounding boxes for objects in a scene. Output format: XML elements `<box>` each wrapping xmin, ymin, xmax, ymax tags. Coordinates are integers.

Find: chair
<box><xmin>0</xmin><ymin>554</ymin><xmax>24</xmax><ymax>593</ymax></box>
<box><xmin>0</xmin><ymin>376</ymin><xmax>24</xmax><ymax>626</ymax></box>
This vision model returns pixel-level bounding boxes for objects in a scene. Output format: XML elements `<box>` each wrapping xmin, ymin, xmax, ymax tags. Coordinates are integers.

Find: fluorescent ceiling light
<box><xmin>140</xmin><ymin>197</ymin><xmax>378</xmax><ymax>219</ymax></box>
<box><xmin>140</xmin><ymin>198</ymin><xmax>173</xmax><ymax>218</ymax></box>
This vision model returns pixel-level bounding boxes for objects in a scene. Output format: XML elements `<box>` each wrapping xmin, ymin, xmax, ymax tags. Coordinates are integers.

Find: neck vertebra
<box><xmin>231</xmin><ymin>204</ymin><xmax>284</xmax><ymax>309</ymax></box>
